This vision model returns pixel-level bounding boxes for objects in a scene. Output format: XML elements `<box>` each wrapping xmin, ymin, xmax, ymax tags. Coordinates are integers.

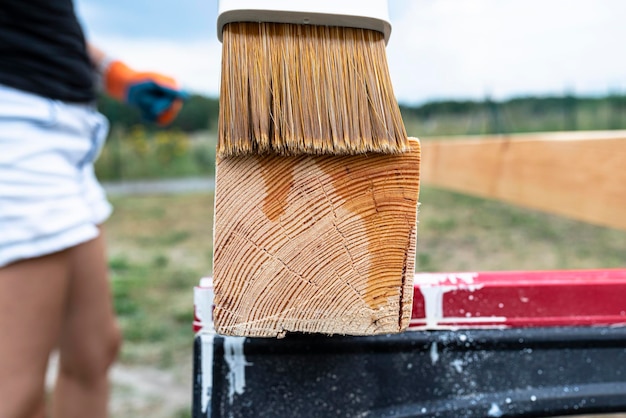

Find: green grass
<box><xmin>105</xmin><ymin>193</ymin><xmax>213</xmax><ymax>368</ymax></box>
<box><xmin>415</xmin><ymin>187</ymin><xmax>626</xmax><ymax>272</ymax></box>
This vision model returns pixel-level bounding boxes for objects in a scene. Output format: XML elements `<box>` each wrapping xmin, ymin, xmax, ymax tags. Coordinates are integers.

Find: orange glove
<box><xmin>103</xmin><ymin>61</ymin><xmax>188</xmax><ymax>126</ymax></box>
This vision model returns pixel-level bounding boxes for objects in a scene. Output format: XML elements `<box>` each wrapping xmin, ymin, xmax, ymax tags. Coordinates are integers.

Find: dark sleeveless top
<box><xmin>0</xmin><ymin>0</ymin><xmax>95</xmax><ymax>102</ymax></box>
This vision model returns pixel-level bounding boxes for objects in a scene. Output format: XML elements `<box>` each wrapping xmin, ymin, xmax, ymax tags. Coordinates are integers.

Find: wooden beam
<box><xmin>420</xmin><ymin>130</ymin><xmax>626</xmax><ymax>230</ymax></box>
<box><xmin>213</xmin><ymin>138</ymin><xmax>420</xmax><ymax>337</ymax></box>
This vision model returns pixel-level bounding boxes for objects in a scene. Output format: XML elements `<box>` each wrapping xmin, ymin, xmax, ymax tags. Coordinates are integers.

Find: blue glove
<box><xmin>104</xmin><ymin>60</ymin><xmax>188</xmax><ymax>126</ymax></box>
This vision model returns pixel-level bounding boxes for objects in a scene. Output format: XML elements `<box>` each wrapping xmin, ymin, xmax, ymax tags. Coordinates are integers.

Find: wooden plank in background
<box><xmin>420</xmin><ymin>131</ymin><xmax>626</xmax><ymax>230</ymax></box>
<box><xmin>213</xmin><ymin>138</ymin><xmax>420</xmax><ymax>337</ymax></box>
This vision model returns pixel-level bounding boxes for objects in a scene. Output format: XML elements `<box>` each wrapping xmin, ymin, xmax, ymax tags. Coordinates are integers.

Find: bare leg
<box><xmin>52</xmin><ymin>228</ymin><xmax>121</xmax><ymax>418</ymax></box>
<box><xmin>0</xmin><ymin>251</ymin><xmax>70</xmax><ymax>418</ymax></box>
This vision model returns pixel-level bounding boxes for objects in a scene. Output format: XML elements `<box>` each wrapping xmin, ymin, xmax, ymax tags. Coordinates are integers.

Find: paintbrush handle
<box><xmin>217</xmin><ymin>0</ymin><xmax>391</xmax><ymax>44</ymax></box>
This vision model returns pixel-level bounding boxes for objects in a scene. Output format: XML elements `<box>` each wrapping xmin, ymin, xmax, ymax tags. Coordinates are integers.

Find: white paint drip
<box><xmin>194</xmin><ymin>281</ymin><xmax>216</xmax><ymax>415</ymax></box>
<box><xmin>200</xmin><ymin>334</ymin><xmax>215</xmax><ymax>414</ymax></box>
<box><xmin>415</xmin><ymin>272</ymin><xmax>505</xmax><ymax>329</ymax></box>
<box><xmin>419</xmin><ymin>285</ymin><xmax>456</xmax><ymax>328</ymax></box>
<box><xmin>450</xmin><ymin>359</ymin><xmax>464</xmax><ymax>373</ymax></box>
<box><xmin>223</xmin><ymin>337</ymin><xmax>251</xmax><ymax>404</ymax></box>
<box><xmin>430</xmin><ymin>342</ymin><xmax>439</xmax><ymax>365</ymax></box>
<box><xmin>488</xmin><ymin>403</ymin><xmax>503</xmax><ymax>417</ymax></box>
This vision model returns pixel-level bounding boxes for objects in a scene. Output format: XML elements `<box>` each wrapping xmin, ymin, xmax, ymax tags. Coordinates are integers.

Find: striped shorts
<box><xmin>0</xmin><ymin>84</ymin><xmax>112</xmax><ymax>267</ymax></box>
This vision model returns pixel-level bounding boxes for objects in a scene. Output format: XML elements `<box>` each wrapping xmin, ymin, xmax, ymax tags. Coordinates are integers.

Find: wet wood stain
<box><xmin>257</xmin><ymin>141</ymin><xmax>420</xmax><ymax>311</ymax></box>
<box><xmin>259</xmin><ymin>157</ymin><xmax>297</xmax><ymax>222</ymax></box>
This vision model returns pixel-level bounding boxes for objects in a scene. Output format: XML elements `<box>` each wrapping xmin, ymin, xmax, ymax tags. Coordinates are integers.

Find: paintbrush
<box><xmin>216</xmin><ymin>0</ymin><xmax>408</xmax><ymax>157</ymax></box>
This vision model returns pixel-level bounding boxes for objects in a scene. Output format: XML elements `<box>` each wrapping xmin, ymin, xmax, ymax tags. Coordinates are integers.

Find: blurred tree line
<box><xmin>97</xmin><ymin>91</ymin><xmax>626</xmax><ymax>136</ymax></box>
<box><xmin>399</xmin><ymin>93</ymin><xmax>626</xmax><ymax>136</ymax></box>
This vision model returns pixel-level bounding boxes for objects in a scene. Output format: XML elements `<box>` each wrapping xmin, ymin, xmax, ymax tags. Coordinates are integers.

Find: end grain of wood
<box><xmin>213</xmin><ymin>138</ymin><xmax>420</xmax><ymax>337</ymax></box>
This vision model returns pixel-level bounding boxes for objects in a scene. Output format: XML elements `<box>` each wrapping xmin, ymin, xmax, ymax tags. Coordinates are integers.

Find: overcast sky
<box><xmin>75</xmin><ymin>0</ymin><xmax>626</xmax><ymax>105</ymax></box>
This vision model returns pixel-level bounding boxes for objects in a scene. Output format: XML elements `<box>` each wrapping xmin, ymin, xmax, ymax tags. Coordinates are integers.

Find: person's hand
<box><xmin>103</xmin><ymin>61</ymin><xmax>188</xmax><ymax>126</ymax></box>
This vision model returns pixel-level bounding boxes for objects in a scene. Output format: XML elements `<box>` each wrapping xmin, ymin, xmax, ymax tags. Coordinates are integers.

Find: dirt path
<box><xmin>103</xmin><ymin>177</ymin><xmax>215</xmax><ymax>196</ymax></box>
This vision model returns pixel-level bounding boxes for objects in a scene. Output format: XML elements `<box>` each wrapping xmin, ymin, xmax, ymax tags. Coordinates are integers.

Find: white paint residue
<box><xmin>195</xmin><ymin>282</ymin><xmax>217</xmax><ymax>414</ymax></box>
<box><xmin>488</xmin><ymin>403</ymin><xmax>503</xmax><ymax>417</ymax></box>
<box><xmin>416</xmin><ymin>272</ymin><xmax>491</xmax><ymax>329</ymax></box>
<box><xmin>223</xmin><ymin>337</ymin><xmax>251</xmax><ymax>404</ymax></box>
<box><xmin>408</xmin><ymin>316</ymin><xmax>508</xmax><ymax>331</ymax></box>
<box><xmin>438</xmin><ymin>317</ymin><xmax>506</xmax><ymax>324</ymax></box>
<box><xmin>414</xmin><ymin>272</ymin><xmax>479</xmax><ymax>286</ymax></box>
<box><xmin>199</xmin><ymin>276</ymin><xmax>213</xmax><ymax>288</ymax></box>
<box><xmin>194</xmin><ymin>280</ymin><xmax>215</xmax><ymax>330</ymax></box>
<box><xmin>420</xmin><ymin>285</ymin><xmax>455</xmax><ymax>328</ymax></box>
<box><xmin>201</xmin><ymin>334</ymin><xmax>215</xmax><ymax>414</ymax></box>
<box><xmin>430</xmin><ymin>342</ymin><xmax>439</xmax><ymax>365</ymax></box>
<box><xmin>450</xmin><ymin>359</ymin><xmax>464</xmax><ymax>373</ymax></box>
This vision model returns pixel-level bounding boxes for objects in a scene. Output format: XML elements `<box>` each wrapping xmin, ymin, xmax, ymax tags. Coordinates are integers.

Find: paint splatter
<box><xmin>488</xmin><ymin>403</ymin><xmax>503</xmax><ymax>417</ymax></box>
<box><xmin>224</xmin><ymin>337</ymin><xmax>251</xmax><ymax>404</ymax></box>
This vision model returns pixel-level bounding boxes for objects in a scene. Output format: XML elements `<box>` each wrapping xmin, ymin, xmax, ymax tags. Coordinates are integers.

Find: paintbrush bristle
<box><xmin>218</xmin><ymin>22</ymin><xmax>408</xmax><ymax>157</ymax></box>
